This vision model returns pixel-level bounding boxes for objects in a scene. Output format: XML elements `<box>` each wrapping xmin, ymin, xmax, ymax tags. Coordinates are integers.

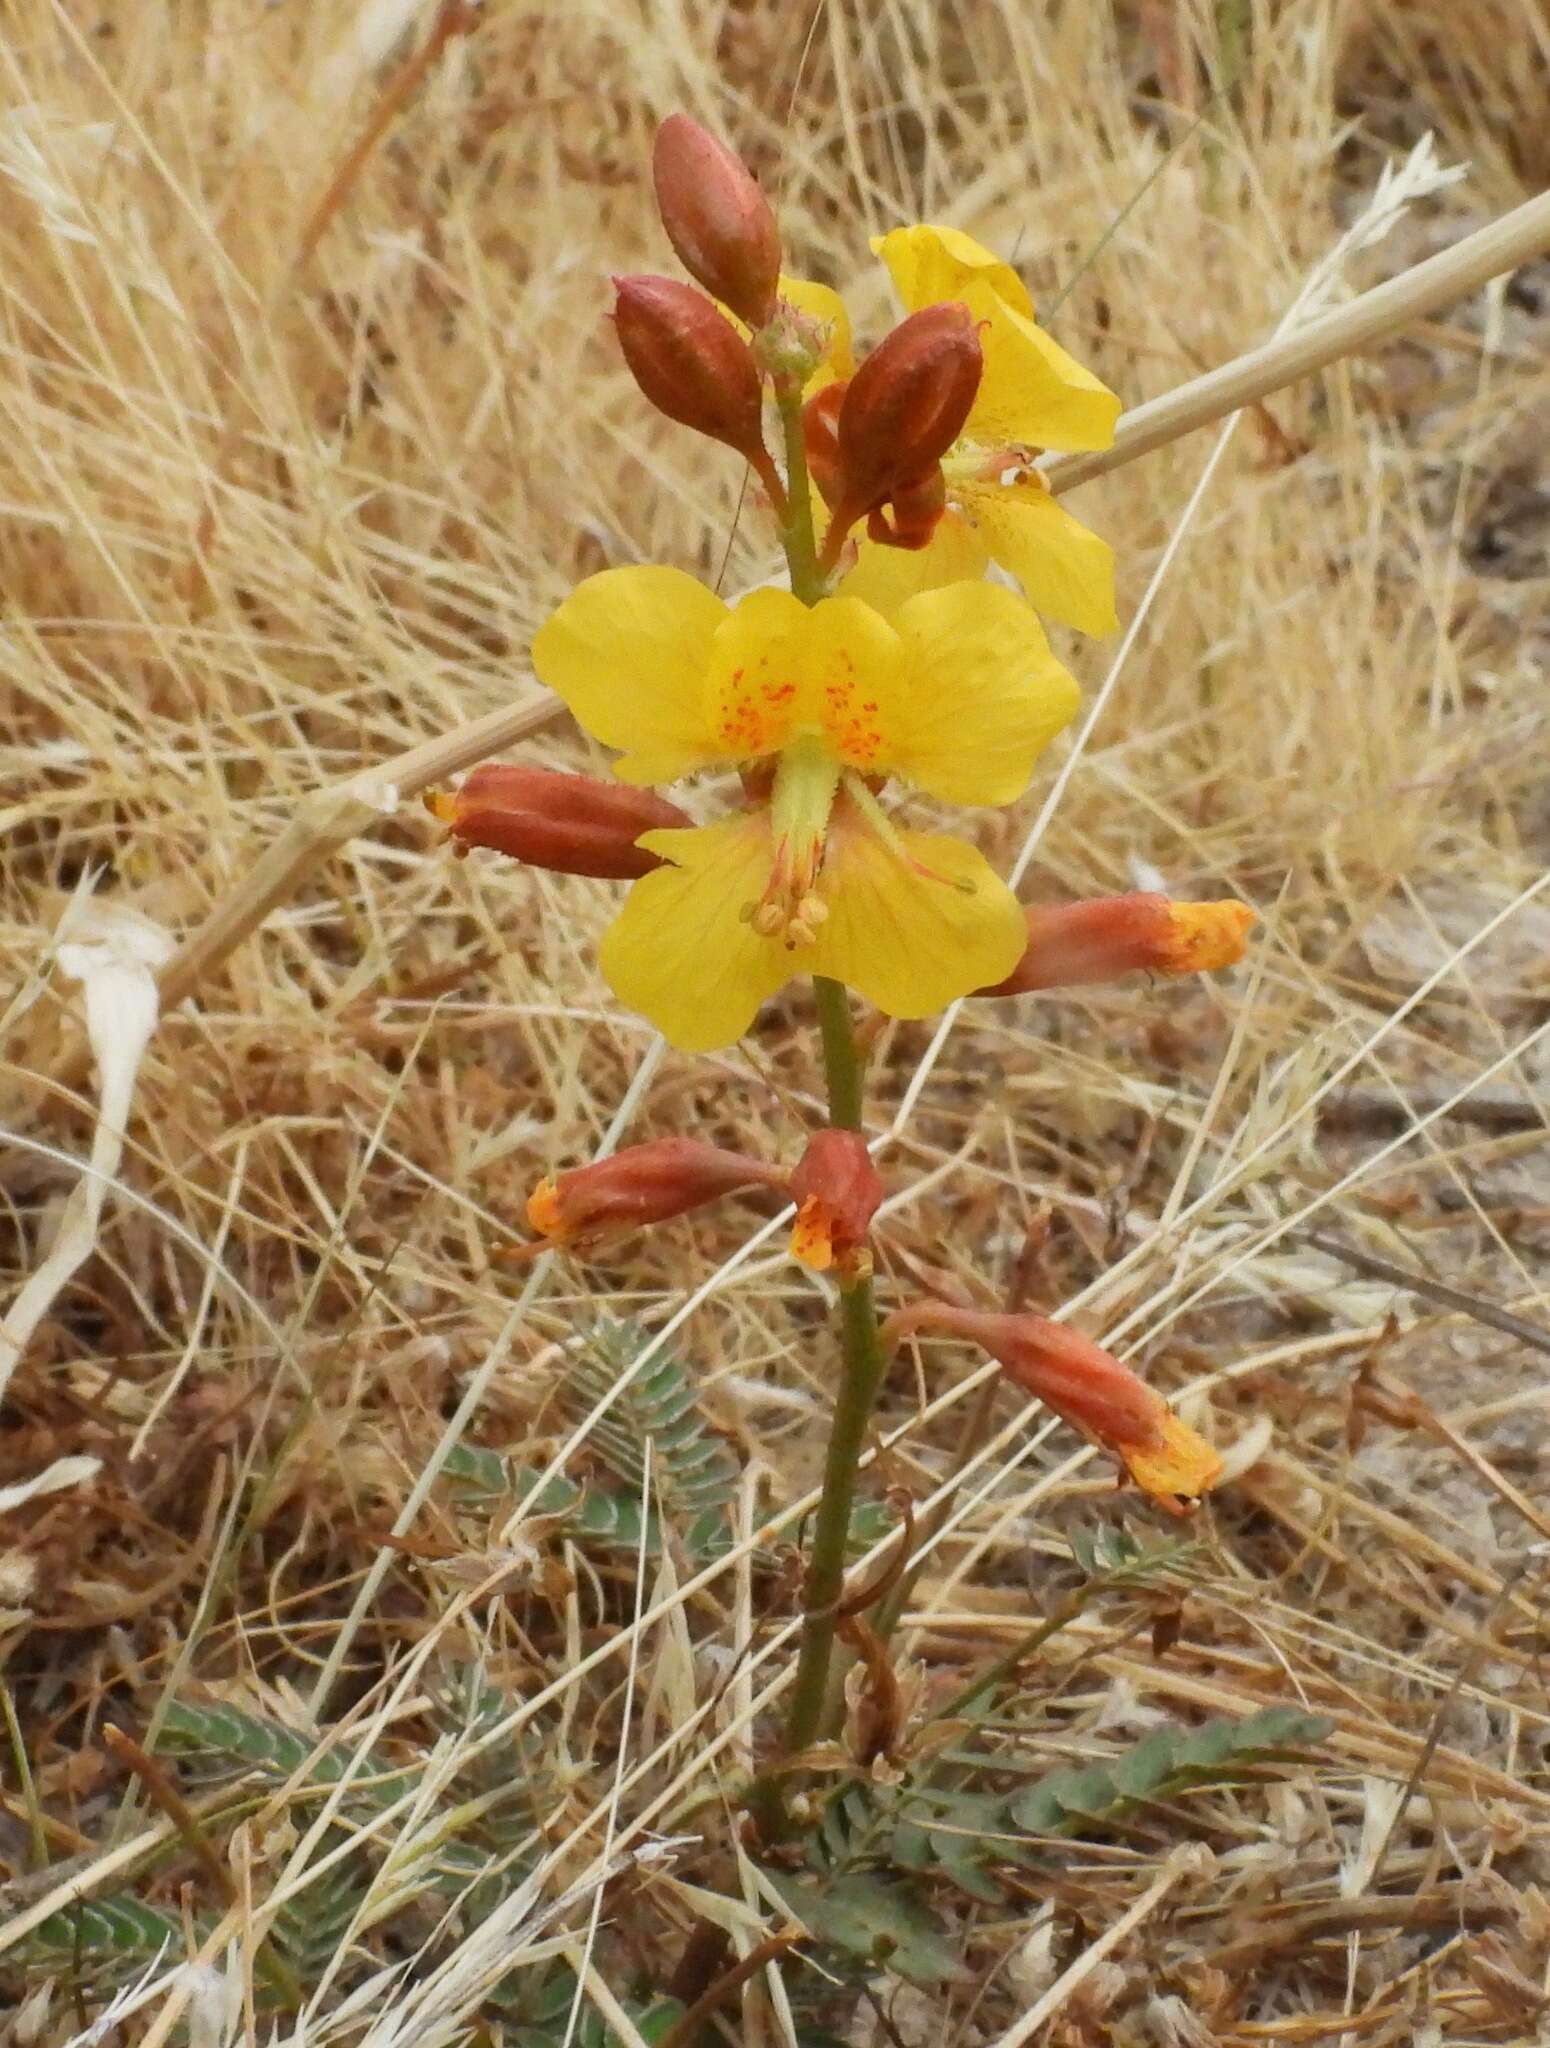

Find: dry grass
<box><xmin>2</xmin><ymin>1</ymin><xmax>1549</xmax><ymax>2041</ymax></box>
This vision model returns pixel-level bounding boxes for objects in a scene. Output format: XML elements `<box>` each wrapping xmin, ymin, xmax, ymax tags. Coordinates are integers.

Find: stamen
<box><xmin>841</xmin><ymin>773</ymin><xmax>975</xmax><ymax>893</ymax></box>
<box><xmin>740</xmin><ymin>736</ymin><xmax>842</xmax><ymax>948</ymax></box>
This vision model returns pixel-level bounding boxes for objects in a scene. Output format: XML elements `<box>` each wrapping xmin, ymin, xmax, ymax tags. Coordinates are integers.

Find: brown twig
<box><xmin>1308</xmin><ymin>1229</ymin><xmax>1550</xmax><ymax>1361</ymax></box>
<box><xmin>1318</xmin><ymin>1087</ymin><xmax>1547</xmax><ymax>1135</ymax></box>
<box><xmin>654</xmin><ymin>1930</ymin><xmax>803</xmax><ymax>2048</ymax></box>
<box><xmin>1043</xmin><ymin>186</ymin><xmax>1550</xmax><ymax>494</ymax></box>
<box><xmin>101</xmin><ymin>1724</ymin><xmax>237</xmax><ymax>1909</ymax></box>
<box><xmin>1348</xmin><ymin>1350</ymin><xmax>1550</xmax><ymax>1545</ymax></box>
<box><xmin>296</xmin><ymin>2</ymin><xmax>483</xmax><ymax>270</ymax></box>
<box><xmin>46</xmin><ymin>692</ymin><xmax>562</xmax><ymax>1093</ymax></box>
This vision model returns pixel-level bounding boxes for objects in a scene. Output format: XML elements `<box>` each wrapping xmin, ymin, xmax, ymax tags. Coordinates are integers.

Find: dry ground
<box><xmin>2</xmin><ymin>1</ymin><xmax>1549</xmax><ymax>2042</ymax></box>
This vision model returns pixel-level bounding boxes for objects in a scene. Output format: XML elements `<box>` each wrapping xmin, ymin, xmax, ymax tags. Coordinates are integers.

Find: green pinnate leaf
<box><xmin>765</xmin><ymin>1869</ymin><xmax>969</xmax><ymax>1987</ymax></box>
<box><xmin>28</xmin><ymin>1894</ymin><xmax>186</xmax><ymax>1959</ymax></box>
<box><xmin>1112</xmin><ymin>1727</ymin><xmax>1180</xmax><ymax>1800</ymax></box>
<box><xmin>1010</xmin><ymin>1708</ymin><xmax>1332</xmax><ymax>1834</ymax></box>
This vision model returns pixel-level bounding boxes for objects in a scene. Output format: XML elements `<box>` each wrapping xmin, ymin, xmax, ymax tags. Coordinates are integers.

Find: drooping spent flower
<box><xmin>788</xmin><ymin>1129</ymin><xmax>884</xmax><ymax>1277</ymax></box>
<box><xmin>978</xmin><ymin>893</ymin><xmax>1258</xmax><ymax>997</ymax></box>
<box><xmin>425</xmin><ymin>764</ymin><xmax>692</xmax><ymax>879</ymax></box>
<box><xmin>531</xmin><ymin>567</ymin><xmax>1080</xmax><ymax>1050</ymax></box>
<box><xmin>885</xmin><ymin>1301</ymin><xmax>1222</xmax><ymax>1513</ymax></box>
<box><xmin>522</xmin><ymin>1138</ymin><xmax>785</xmax><ymax>1257</ymax></box>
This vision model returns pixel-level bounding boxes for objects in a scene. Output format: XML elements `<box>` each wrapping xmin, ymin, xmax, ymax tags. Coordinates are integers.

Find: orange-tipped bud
<box><xmin>884</xmin><ymin>1302</ymin><xmax>1223</xmax><ymax>1513</ymax></box>
<box><xmin>977</xmin><ymin>894</ymin><xmax>1258</xmax><ymax>998</ymax></box>
<box><xmin>831</xmin><ymin>303</ymin><xmax>981</xmax><ymax>544</ymax></box>
<box><xmin>788</xmin><ymin>1129</ymin><xmax>884</xmax><ymax>1277</ymax></box>
<box><xmin>613</xmin><ymin>276</ymin><xmax>768</xmax><ymax>462</ymax></box>
<box><xmin>425</xmin><ymin>764</ymin><xmax>691</xmax><ymax>880</ymax></box>
<box><xmin>652</xmin><ymin>114</ymin><xmax>782</xmax><ymax>330</ymax></box>
<box><xmin>523</xmin><ymin>1138</ymin><xmax>785</xmax><ymax>1257</ymax></box>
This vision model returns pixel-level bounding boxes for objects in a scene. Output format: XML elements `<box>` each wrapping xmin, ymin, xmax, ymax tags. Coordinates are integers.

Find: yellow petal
<box><xmin>531</xmin><ymin>566</ymin><xmax>727</xmax><ymax>784</ymax></box>
<box><xmin>873</xmin><ymin>223</ymin><xmax>1034</xmax><ymax>321</ymax></box>
<box><xmin>789</xmin><ymin>1195</ymin><xmax>835</xmax><ymax>1271</ymax></box>
<box><xmin>777</xmin><ymin>274</ymin><xmax>855</xmax><ymax>390</ymax></box>
<box><xmin>708</xmin><ymin>589</ymin><xmax>903</xmax><ymax>770</ymax></box>
<box><xmin>867</xmin><ymin>581</ymin><xmax>1079</xmax><ymax>805</ymax></box>
<box><xmin>807</xmin><ymin>816</ymin><xmax>1026</xmax><ymax>1018</ymax></box>
<box><xmin>599</xmin><ymin>817</ymin><xmax>793</xmax><ymax>1051</ymax></box>
<box><xmin>1123</xmin><ymin>1411</ymin><xmax>1224</xmax><ymax>1513</ymax></box>
<box><xmin>835</xmin><ymin>512</ymin><xmax>991</xmax><ymax>617</ymax></box>
<box><xmin>703</xmin><ymin>586</ymin><xmax>810</xmax><ymax>760</ymax></box>
<box><xmin>960</xmin><ymin>280</ymin><xmax>1120</xmax><ymax>454</ymax></box>
<box><xmin>1158</xmin><ymin>901</ymin><xmax>1258</xmax><ymax>975</ymax></box>
<box><xmin>957</xmin><ymin>475</ymin><xmax>1118</xmax><ymax>637</ymax></box>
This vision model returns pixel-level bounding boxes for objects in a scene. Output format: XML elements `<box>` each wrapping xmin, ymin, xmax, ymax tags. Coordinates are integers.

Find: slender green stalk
<box><xmin>773</xmin><ymin>375</ymin><xmax>824</xmax><ymax>604</ymax></box>
<box><xmin>749</xmin><ymin>382</ymin><xmax>894</xmax><ymax>1821</ymax></box>
<box><xmin>782</xmin><ymin>1254</ymin><xmax>889</xmax><ymax>1757</ymax></box>
<box><xmin>813</xmin><ymin>975</ymin><xmax>863</xmax><ymax>1128</ymax></box>
<box><xmin>931</xmin><ymin>1584</ymin><xmax>1097</xmax><ymax>1726</ymax></box>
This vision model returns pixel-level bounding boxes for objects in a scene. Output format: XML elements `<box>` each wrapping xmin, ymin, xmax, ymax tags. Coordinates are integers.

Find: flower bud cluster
<box><xmin>608</xmin><ymin>114</ymin><xmax>984</xmax><ymax>560</ymax></box>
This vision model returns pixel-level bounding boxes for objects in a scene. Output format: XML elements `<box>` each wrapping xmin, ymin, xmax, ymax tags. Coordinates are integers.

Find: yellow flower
<box><xmin>844</xmin><ymin>225</ymin><xmax>1121</xmax><ymax>637</ymax></box>
<box><xmin>532</xmin><ymin>566</ymin><xmax>1079</xmax><ymax>1051</ymax></box>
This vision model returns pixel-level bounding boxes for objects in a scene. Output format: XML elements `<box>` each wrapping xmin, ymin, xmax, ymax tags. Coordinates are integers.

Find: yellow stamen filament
<box><xmin>744</xmin><ymin>738</ymin><xmax>842</xmax><ymax>949</ymax></box>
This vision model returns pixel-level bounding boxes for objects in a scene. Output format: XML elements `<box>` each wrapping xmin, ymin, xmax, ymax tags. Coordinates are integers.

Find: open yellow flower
<box><xmin>842</xmin><ymin>225</ymin><xmax>1121</xmax><ymax>637</ymax></box>
<box><xmin>532</xmin><ymin>565</ymin><xmax>1079</xmax><ymax>1051</ymax></box>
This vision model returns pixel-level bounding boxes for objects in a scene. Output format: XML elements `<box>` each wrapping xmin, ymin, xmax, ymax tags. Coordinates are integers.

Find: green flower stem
<box><xmin>749</xmin><ymin>387</ymin><xmax>892</xmax><ymax>1827</ymax></box>
<box><xmin>782</xmin><ymin>1259</ymin><xmax>889</xmax><ymax>1753</ymax></box>
<box><xmin>774</xmin><ymin>374</ymin><xmax>824</xmax><ymax>605</ymax></box>
<box><xmin>813</xmin><ymin>974</ymin><xmax>864</xmax><ymax>1128</ymax></box>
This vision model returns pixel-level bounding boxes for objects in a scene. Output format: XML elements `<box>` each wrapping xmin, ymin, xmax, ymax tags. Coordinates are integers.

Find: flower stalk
<box><xmin>761</xmin><ymin>400</ymin><xmax>893</xmax><ymax>1799</ymax></box>
<box><xmin>773</xmin><ymin>373</ymin><xmax>825</xmax><ymax>605</ymax></box>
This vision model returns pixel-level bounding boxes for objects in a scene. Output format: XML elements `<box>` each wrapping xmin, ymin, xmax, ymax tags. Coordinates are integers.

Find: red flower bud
<box><xmin>523</xmin><ymin>1138</ymin><xmax>785</xmax><ymax>1256</ymax></box>
<box><xmin>831</xmin><ymin>303</ymin><xmax>981</xmax><ymax>544</ymax></box>
<box><xmin>613</xmin><ymin>275</ymin><xmax>768</xmax><ymax>464</ymax></box>
<box><xmin>788</xmin><ymin>1129</ymin><xmax>884</xmax><ymax>1277</ymax></box>
<box><xmin>425</xmin><ymin>764</ymin><xmax>691</xmax><ymax>880</ymax></box>
<box><xmin>652</xmin><ymin>114</ymin><xmax>782</xmax><ymax>330</ymax></box>
<box><xmin>884</xmin><ymin>1302</ymin><xmax>1222</xmax><ymax>1513</ymax></box>
<box><xmin>977</xmin><ymin>894</ymin><xmax>1258</xmax><ymax>998</ymax></box>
